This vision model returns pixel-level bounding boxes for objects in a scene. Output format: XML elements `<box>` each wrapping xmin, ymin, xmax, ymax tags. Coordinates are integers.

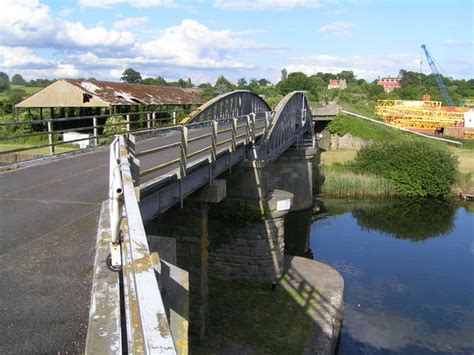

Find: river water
<box><xmin>299</xmin><ymin>198</ymin><xmax>473</xmax><ymax>354</ymax></box>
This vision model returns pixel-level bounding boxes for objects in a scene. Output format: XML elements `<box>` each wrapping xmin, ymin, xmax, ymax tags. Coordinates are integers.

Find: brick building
<box><xmin>377</xmin><ymin>76</ymin><xmax>401</xmax><ymax>92</ymax></box>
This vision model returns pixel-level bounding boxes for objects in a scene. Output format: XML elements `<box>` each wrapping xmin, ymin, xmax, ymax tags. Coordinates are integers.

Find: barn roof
<box><xmin>16</xmin><ymin>79</ymin><xmax>204</xmax><ymax>108</ymax></box>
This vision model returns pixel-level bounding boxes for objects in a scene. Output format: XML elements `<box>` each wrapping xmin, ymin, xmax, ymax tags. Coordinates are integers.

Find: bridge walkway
<box><xmin>0</xmin><ymin>119</ymin><xmax>264</xmax><ymax>353</ymax></box>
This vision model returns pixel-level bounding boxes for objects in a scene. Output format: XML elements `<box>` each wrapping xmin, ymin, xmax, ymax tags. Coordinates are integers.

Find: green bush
<box><xmin>354</xmin><ymin>140</ymin><xmax>458</xmax><ymax>197</ymax></box>
<box><xmin>103</xmin><ymin>115</ymin><xmax>127</xmax><ymax>136</ymax></box>
<box><xmin>326</xmin><ymin>117</ymin><xmax>350</xmax><ymax>136</ymax></box>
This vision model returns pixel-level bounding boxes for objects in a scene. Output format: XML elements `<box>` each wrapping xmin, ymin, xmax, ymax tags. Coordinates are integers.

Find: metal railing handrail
<box><xmin>108</xmin><ymin>136</ymin><xmax>176</xmax><ymax>353</ymax></box>
<box><xmin>0</xmin><ymin>108</ymin><xmax>191</xmax><ymax>159</ymax></box>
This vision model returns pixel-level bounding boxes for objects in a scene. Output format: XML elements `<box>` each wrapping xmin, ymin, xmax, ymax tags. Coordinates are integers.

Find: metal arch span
<box><xmin>256</xmin><ymin>91</ymin><xmax>313</xmax><ymax>163</ymax></box>
<box><xmin>182</xmin><ymin>90</ymin><xmax>271</xmax><ymax>124</ymax></box>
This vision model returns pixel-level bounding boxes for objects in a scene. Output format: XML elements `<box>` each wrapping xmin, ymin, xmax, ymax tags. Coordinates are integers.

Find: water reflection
<box><xmin>307</xmin><ymin>199</ymin><xmax>474</xmax><ymax>354</ymax></box>
<box><xmin>318</xmin><ymin>198</ymin><xmax>457</xmax><ymax>241</ymax></box>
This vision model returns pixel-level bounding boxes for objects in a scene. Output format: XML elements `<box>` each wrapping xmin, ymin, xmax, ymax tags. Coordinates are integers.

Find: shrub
<box><xmin>354</xmin><ymin>140</ymin><xmax>458</xmax><ymax>197</ymax></box>
<box><xmin>326</xmin><ymin>117</ymin><xmax>350</xmax><ymax>136</ymax></box>
<box><xmin>103</xmin><ymin>115</ymin><xmax>127</xmax><ymax>136</ymax></box>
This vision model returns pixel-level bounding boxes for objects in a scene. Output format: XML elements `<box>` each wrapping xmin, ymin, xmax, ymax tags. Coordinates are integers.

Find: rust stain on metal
<box><xmin>157</xmin><ymin>313</ymin><xmax>171</xmax><ymax>338</ymax></box>
<box><xmin>67</xmin><ymin>79</ymin><xmax>205</xmax><ymax>106</ymax></box>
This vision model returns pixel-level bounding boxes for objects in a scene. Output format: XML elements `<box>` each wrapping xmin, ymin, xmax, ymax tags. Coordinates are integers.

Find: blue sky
<box><xmin>0</xmin><ymin>0</ymin><xmax>472</xmax><ymax>84</ymax></box>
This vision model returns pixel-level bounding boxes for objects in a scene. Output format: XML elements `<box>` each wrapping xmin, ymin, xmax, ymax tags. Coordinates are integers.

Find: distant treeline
<box><xmin>1</xmin><ymin>67</ymin><xmax>473</xmax><ymax>115</ymax></box>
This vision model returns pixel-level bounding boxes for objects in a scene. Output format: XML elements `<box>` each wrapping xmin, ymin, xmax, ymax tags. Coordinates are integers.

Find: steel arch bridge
<box><xmin>88</xmin><ymin>90</ymin><xmax>316</xmax><ymax>354</ymax></box>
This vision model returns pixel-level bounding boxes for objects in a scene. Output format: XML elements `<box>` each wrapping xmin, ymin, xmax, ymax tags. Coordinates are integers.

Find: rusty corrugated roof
<box><xmin>66</xmin><ymin>79</ymin><xmax>205</xmax><ymax>106</ymax></box>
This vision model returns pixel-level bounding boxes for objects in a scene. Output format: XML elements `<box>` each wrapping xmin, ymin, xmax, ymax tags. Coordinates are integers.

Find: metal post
<box><xmin>126</xmin><ymin>114</ymin><xmax>130</xmax><ymax>133</ymax></box>
<box><xmin>265</xmin><ymin>111</ymin><xmax>270</xmax><ymax>133</ymax></box>
<box><xmin>152</xmin><ymin>112</ymin><xmax>156</xmax><ymax>127</ymax></box>
<box><xmin>147</xmin><ymin>113</ymin><xmax>151</xmax><ymax>129</ymax></box>
<box><xmin>47</xmin><ymin>120</ymin><xmax>55</xmax><ymax>155</ymax></box>
<box><xmin>93</xmin><ymin>117</ymin><xmax>99</xmax><ymax>146</ymax></box>
<box><xmin>231</xmin><ymin>117</ymin><xmax>238</xmax><ymax>152</ymax></box>
<box><xmin>211</xmin><ymin>120</ymin><xmax>218</xmax><ymax>162</ymax></box>
<box><xmin>245</xmin><ymin>115</ymin><xmax>251</xmax><ymax>144</ymax></box>
<box><xmin>250</xmin><ymin>113</ymin><xmax>256</xmax><ymax>143</ymax></box>
<box><xmin>173</xmin><ymin>111</ymin><xmax>176</xmax><ymax>125</ymax></box>
<box><xmin>179</xmin><ymin>125</ymin><xmax>188</xmax><ymax>178</ymax></box>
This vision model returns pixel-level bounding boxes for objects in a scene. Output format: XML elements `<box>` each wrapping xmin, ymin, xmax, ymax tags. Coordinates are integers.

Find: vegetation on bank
<box><xmin>319</xmin><ymin>112</ymin><xmax>470</xmax><ymax>198</ymax></box>
<box><xmin>194</xmin><ymin>278</ymin><xmax>312</xmax><ymax>354</ymax></box>
<box><xmin>316</xmin><ymin>164</ymin><xmax>397</xmax><ymax>197</ymax></box>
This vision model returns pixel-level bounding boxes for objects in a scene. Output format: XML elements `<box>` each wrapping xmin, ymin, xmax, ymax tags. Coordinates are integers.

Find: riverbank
<box><xmin>317</xmin><ymin>112</ymin><xmax>474</xmax><ymax>198</ymax></box>
<box><xmin>194</xmin><ymin>256</ymin><xmax>344</xmax><ymax>354</ymax></box>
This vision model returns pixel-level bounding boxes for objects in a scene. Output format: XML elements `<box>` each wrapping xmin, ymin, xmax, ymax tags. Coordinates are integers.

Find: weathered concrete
<box><xmin>208</xmin><ymin>216</ymin><xmax>286</xmax><ymax>283</ymax></box>
<box><xmin>157</xmin><ymin>260</ymin><xmax>189</xmax><ymax>354</ymax></box>
<box><xmin>146</xmin><ymin>201</ymin><xmax>209</xmax><ymax>340</ymax></box>
<box><xmin>281</xmin><ymin>256</ymin><xmax>344</xmax><ymax>355</ymax></box>
<box><xmin>264</xmin><ymin>147</ymin><xmax>317</xmax><ymax>211</ymax></box>
<box><xmin>148</xmin><ymin>235</ymin><xmax>178</xmax><ymax>265</ymax></box>
<box><xmin>329</xmin><ymin>133</ymin><xmax>368</xmax><ymax>150</ymax></box>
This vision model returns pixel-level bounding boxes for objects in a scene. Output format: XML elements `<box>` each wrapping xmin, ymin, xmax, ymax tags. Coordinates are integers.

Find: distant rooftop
<box><xmin>16</xmin><ymin>79</ymin><xmax>205</xmax><ymax>108</ymax></box>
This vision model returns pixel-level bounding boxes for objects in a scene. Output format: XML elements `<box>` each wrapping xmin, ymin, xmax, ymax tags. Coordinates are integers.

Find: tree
<box><xmin>3</xmin><ymin>89</ymin><xmax>26</xmax><ymax>113</ymax></box>
<box><xmin>277</xmin><ymin>72</ymin><xmax>311</xmax><ymax>95</ymax></box>
<box><xmin>337</xmin><ymin>70</ymin><xmax>356</xmax><ymax>83</ymax></box>
<box><xmin>281</xmin><ymin>68</ymin><xmax>288</xmax><ymax>82</ymax></box>
<box><xmin>237</xmin><ymin>78</ymin><xmax>248</xmax><ymax>89</ymax></box>
<box><xmin>214</xmin><ymin>75</ymin><xmax>235</xmax><ymax>95</ymax></box>
<box><xmin>258</xmin><ymin>78</ymin><xmax>271</xmax><ymax>87</ymax></box>
<box><xmin>121</xmin><ymin>68</ymin><xmax>142</xmax><ymax>83</ymax></box>
<box><xmin>11</xmin><ymin>74</ymin><xmax>26</xmax><ymax>85</ymax></box>
<box><xmin>0</xmin><ymin>72</ymin><xmax>10</xmax><ymax>92</ymax></box>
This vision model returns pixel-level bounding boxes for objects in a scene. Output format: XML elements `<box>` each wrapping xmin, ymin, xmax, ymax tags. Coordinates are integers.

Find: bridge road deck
<box><xmin>0</xmin><ymin>120</ymin><xmax>265</xmax><ymax>354</ymax></box>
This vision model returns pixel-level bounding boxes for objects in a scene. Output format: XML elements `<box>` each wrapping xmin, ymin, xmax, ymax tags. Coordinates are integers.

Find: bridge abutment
<box><xmin>146</xmin><ymin>201</ymin><xmax>210</xmax><ymax>341</ymax></box>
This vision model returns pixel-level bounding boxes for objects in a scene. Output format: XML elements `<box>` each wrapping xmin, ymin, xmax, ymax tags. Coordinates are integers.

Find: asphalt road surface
<box><xmin>0</xmin><ymin>120</ymin><xmax>265</xmax><ymax>353</ymax></box>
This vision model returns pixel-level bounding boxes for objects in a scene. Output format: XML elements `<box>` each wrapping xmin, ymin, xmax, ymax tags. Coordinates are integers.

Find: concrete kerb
<box><xmin>281</xmin><ymin>255</ymin><xmax>344</xmax><ymax>355</ymax></box>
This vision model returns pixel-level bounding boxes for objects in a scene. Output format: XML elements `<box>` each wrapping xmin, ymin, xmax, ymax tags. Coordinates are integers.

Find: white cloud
<box><xmin>0</xmin><ymin>0</ymin><xmax>135</xmax><ymax>49</ymax></box>
<box><xmin>284</xmin><ymin>53</ymin><xmax>420</xmax><ymax>81</ymax></box>
<box><xmin>444</xmin><ymin>40</ymin><xmax>474</xmax><ymax>46</ymax></box>
<box><xmin>113</xmin><ymin>17</ymin><xmax>149</xmax><ymax>30</ymax></box>
<box><xmin>137</xmin><ymin>19</ymin><xmax>275</xmax><ymax>69</ymax></box>
<box><xmin>79</xmin><ymin>0</ymin><xmax>180</xmax><ymax>8</ymax></box>
<box><xmin>0</xmin><ymin>46</ymin><xmax>52</xmax><ymax>68</ymax></box>
<box><xmin>319</xmin><ymin>22</ymin><xmax>356</xmax><ymax>37</ymax></box>
<box><xmin>214</xmin><ymin>0</ymin><xmax>321</xmax><ymax>10</ymax></box>
<box><xmin>59</xmin><ymin>7</ymin><xmax>75</xmax><ymax>16</ymax></box>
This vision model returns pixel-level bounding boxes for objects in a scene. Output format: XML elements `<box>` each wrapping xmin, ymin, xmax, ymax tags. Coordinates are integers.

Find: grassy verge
<box><xmin>0</xmin><ymin>143</ymin><xmax>76</xmax><ymax>155</ymax></box>
<box><xmin>316</xmin><ymin>164</ymin><xmax>397</xmax><ymax>197</ymax></box>
<box><xmin>194</xmin><ymin>278</ymin><xmax>313</xmax><ymax>354</ymax></box>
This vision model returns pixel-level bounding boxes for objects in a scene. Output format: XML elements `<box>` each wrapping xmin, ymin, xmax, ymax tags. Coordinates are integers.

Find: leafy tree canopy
<box><xmin>121</xmin><ymin>68</ymin><xmax>142</xmax><ymax>83</ymax></box>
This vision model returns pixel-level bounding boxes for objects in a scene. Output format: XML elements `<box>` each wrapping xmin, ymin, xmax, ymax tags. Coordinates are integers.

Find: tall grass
<box><xmin>316</xmin><ymin>164</ymin><xmax>397</xmax><ymax>197</ymax></box>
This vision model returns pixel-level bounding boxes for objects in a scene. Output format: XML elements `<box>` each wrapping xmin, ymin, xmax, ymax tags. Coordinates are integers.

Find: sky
<box><xmin>0</xmin><ymin>0</ymin><xmax>472</xmax><ymax>84</ymax></box>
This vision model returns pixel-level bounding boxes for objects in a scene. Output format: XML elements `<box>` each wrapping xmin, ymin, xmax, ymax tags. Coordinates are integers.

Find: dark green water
<box><xmin>309</xmin><ymin>198</ymin><xmax>474</xmax><ymax>354</ymax></box>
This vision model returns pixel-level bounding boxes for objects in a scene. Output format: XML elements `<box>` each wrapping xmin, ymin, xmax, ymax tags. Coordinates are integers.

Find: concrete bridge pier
<box><xmin>206</xmin><ymin>145</ymin><xmax>318</xmax><ymax>283</ymax></box>
<box><xmin>145</xmin><ymin>181</ymin><xmax>226</xmax><ymax>341</ymax></box>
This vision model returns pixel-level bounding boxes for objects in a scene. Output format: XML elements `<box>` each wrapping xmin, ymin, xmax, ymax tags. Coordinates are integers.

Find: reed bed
<box><xmin>317</xmin><ymin>165</ymin><xmax>397</xmax><ymax>197</ymax></box>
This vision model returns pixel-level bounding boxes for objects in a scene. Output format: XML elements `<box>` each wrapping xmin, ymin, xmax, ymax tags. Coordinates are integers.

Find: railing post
<box><xmin>231</xmin><ymin>117</ymin><xmax>237</xmax><ymax>152</ymax></box>
<box><xmin>173</xmin><ymin>111</ymin><xmax>176</xmax><ymax>125</ymax></box>
<box><xmin>245</xmin><ymin>115</ymin><xmax>251</xmax><ymax>144</ymax></box>
<box><xmin>47</xmin><ymin>120</ymin><xmax>55</xmax><ymax>155</ymax></box>
<box><xmin>126</xmin><ymin>114</ymin><xmax>131</xmax><ymax>133</ymax></box>
<box><xmin>147</xmin><ymin>113</ymin><xmax>151</xmax><ymax>129</ymax></box>
<box><xmin>180</xmin><ymin>125</ymin><xmax>188</xmax><ymax>178</ymax></box>
<box><xmin>93</xmin><ymin>117</ymin><xmax>99</xmax><ymax>146</ymax></box>
<box><xmin>265</xmin><ymin>111</ymin><xmax>270</xmax><ymax>133</ymax></box>
<box><xmin>152</xmin><ymin>112</ymin><xmax>156</xmax><ymax>127</ymax></box>
<box><xmin>211</xmin><ymin>120</ymin><xmax>218</xmax><ymax>162</ymax></box>
<box><xmin>250</xmin><ymin>112</ymin><xmax>256</xmax><ymax>143</ymax></box>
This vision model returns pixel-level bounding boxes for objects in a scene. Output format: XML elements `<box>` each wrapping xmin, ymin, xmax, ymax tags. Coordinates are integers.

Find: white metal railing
<box><xmin>108</xmin><ymin>135</ymin><xmax>176</xmax><ymax>353</ymax></box>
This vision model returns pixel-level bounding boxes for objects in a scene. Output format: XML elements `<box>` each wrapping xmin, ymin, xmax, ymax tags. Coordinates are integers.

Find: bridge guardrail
<box><xmin>100</xmin><ymin>110</ymin><xmax>272</xmax><ymax>353</ymax></box>
<box><xmin>106</xmin><ymin>135</ymin><xmax>177</xmax><ymax>353</ymax></box>
<box><xmin>89</xmin><ymin>91</ymin><xmax>315</xmax><ymax>354</ymax></box>
<box><xmin>0</xmin><ymin>108</ymin><xmax>192</xmax><ymax>162</ymax></box>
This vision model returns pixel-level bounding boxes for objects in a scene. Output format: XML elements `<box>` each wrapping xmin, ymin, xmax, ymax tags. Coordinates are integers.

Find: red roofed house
<box><xmin>377</xmin><ymin>76</ymin><xmax>401</xmax><ymax>93</ymax></box>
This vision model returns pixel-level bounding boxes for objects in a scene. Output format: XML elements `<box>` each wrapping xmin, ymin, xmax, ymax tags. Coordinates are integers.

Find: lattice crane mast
<box><xmin>421</xmin><ymin>44</ymin><xmax>454</xmax><ymax>107</ymax></box>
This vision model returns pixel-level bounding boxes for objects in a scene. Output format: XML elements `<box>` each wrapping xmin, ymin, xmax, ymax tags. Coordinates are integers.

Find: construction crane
<box><xmin>421</xmin><ymin>44</ymin><xmax>454</xmax><ymax>107</ymax></box>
